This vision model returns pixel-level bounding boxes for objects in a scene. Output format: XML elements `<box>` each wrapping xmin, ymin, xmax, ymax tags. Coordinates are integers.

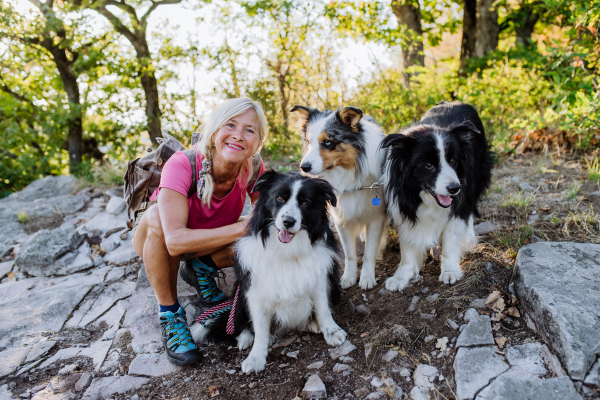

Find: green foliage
<box><xmin>586</xmin><ymin>158</ymin><xmax>600</xmax><ymax>184</ymax></box>
<box><xmin>17</xmin><ymin>211</ymin><xmax>29</xmax><ymax>223</ymax></box>
<box><xmin>501</xmin><ymin>191</ymin><xmax>536</xmax><ymax>212</ymax></box>
<box><xmin>565</xmin><ymin>181</ymin><xmax>581</xmax><ymax>199</ymax></box>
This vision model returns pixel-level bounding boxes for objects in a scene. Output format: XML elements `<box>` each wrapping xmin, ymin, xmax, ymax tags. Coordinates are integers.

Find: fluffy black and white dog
<box><xmin>190</xmin><ymin>171</ymin><xmax>346</xmax><ymax>373</ymax></box>
<box><xmin>291</xmin><ymin>105</ymin><xmax>388</xmax><ymax>290</ymax></box>
<box><xmin>380</xmin><ymin>101</ymin><xmax>494</xmax><ymax>292</ymax></box>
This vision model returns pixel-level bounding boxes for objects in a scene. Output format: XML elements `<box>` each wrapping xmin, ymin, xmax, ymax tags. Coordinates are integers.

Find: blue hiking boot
<box><xmin>159</xmin><ymin>307</ymin><xmax>201</xmax><ymax>366</ymax></box>
<box><xmin>180</xmin><ymin>256</ymin><xmax>227</xmax><ymax>307</ymax></box>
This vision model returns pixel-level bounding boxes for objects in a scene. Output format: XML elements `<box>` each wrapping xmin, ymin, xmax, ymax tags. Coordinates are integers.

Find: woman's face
<box><xmin>213</xmin><ymin>109</ymin><xmax>261</xmax><ymax>167</ymax></box>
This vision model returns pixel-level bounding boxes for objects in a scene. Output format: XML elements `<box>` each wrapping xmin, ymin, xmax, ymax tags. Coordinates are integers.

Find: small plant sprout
<box><xmin>17</xmin><ymin>211</ymin><xmax>29</xmax><ymax>223</ymax></box>
<box><xmin>586</xmin><ymin>157</ymin><xmax>600</xmax><ymax>186</ymax></box>
<box><xmin>565</xmin><ymin>181</ymin><xmax>581</xmax><ymax>199</ymax></box>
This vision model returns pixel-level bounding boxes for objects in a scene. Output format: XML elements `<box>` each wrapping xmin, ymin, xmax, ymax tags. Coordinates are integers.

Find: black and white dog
<box><xmin>291</xmin><ymin>105</ymin><xmax>388</xmax><ymax>290</ymax></box>
<box><xmin>190</xmin><ymin>171</ymin><xmax>346</xmax><ymax>373</ymax></box>
<box><xmin>380</xmin><ymin>101</ymin><xmax>494</xmax><ymax>292</ymax></box>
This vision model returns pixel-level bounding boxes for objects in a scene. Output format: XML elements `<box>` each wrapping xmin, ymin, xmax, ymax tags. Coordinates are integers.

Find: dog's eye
<box><xmin>450</xmin><ymin>157</ymin><xmax>457</xmax><ymax>165</ymax></box>
<box><xmin>321</xmin><ymin>140</ymin><xmax>334</xmax><ymax>149</ymax></box>
<box><xmin>277</xmin><ymin>196</ymin><xmax>285</xmax><ymax>202</ymax></box>
<box><xmin>300</xmin><ymin>201</ymin><xmax>309</xmax><ymax>208</ymax></box>
<box><xmin>425</xmin><ymin>163</ymin><xmax>434</xmax><ymax>169</ymax></box>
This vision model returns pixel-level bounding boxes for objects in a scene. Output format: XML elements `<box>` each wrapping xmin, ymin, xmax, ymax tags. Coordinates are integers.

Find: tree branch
<box><xmin>141</xmin><ymin>0</ymin><xmax>182</xmax><ymax>30</ymax></box>
<box><xmin>92</xmin><ymin>3</ymin><xmax>140</xmax><ymax>51</ymax></box>
<box><xmin>0</xmin><ymin>82</ymin><xmax>35</xmax><ymax>106</ymax></box>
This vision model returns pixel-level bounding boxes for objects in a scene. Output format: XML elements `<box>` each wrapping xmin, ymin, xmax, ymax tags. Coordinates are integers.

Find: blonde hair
<box><xmin>195</xmin><ymin>97</ymin><xmax>269</xmax><ymax>207</ymax></box>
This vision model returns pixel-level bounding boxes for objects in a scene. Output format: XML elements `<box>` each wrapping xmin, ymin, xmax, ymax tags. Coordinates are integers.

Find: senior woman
<box><xmin>132</xmin><ymin>98</ymin><xmax>268</xmax><ymax>366</ymax></box>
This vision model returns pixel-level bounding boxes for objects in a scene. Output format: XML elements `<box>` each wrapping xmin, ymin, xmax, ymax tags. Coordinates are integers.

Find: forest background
<box><xmin>0</xmin><ymin>0</ymin><xmax>598</xmax><ymax>198</ymax></box>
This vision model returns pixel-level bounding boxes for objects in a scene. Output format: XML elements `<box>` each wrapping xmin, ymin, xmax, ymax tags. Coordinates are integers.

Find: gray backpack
<box><xmin>123</xmin><ymin>132</ymin><xmax>261</xmax><ymax>229</ymax></box>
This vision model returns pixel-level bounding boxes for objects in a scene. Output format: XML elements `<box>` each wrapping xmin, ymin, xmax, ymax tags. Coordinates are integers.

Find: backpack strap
<box><xmin>184</xmin><ymin>148</ymin><xmax>197</xmax><ymax>199</ymax></box>
<box><xmin>248</xmin><ymin>154</ymin><xmax>263</xmax><ymax>189</ymax></box>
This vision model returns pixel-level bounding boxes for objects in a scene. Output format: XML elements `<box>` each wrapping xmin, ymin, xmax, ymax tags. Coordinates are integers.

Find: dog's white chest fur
<box><xmin>236</xmin><ymin>229</ymin><xmax>336</xmax><ymax>329</ymax></box>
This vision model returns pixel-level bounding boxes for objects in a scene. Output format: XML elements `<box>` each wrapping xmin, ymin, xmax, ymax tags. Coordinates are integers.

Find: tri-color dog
<box><xmin>291</xmin><ymin>105</ymin><xmax>388</xmax><ymax>290</ymax></box>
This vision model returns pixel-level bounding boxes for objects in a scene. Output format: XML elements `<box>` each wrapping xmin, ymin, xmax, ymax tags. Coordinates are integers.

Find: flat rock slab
<box><xmin>515</xmin><ymin>242</ymin><xmax>600</xmax><ymax>380</ymax></box>
<box><xmin>0</xmin><ymin>347</ymin><xmax>30</xmax><ymax>378</ymax></box>
<box><xmin>454</xmin><ymin>346</ymin><xmax>509</xmax><ymax>400</ymax></box>
<box><xmin>129</xmin><ymin>353</ymin><xmax>182</xmax><ymax>377</ymax></box>
<box><xmin>15</xmin><ymin>228</ymin><xmax>84</xmax><ymax>276</ymax></box>
<box><xmin>505</xmin><ymin>343</ymin><xmax>548</xmax><ymax>375</ymax></box>
<box><xmin>456</xmin><ymin>315</ymin><xmax>494</xmax><ymax>348</ymax></box>
<box><xmin>0</xmin><ymin>273</ymin><xmax>99</xmax><ymax>349</ymax></box>
<box><xmin>124</xmin><ymin>267</ymin><xmax>161</xmax><ymax>354</ymax></box>
<box><xmin>83</xmin><ymin>375</ymin><xmax>149</xmax><ymax>400</ymax></box>
<box><xmin>3</xmin><ymin>176</ymin><xmax>76</xmax><ymax>202</ymax></box>
<box><xmin>104</xmin><ymin>241</ymin><xmax>138</xmax><ymax>264</ymax></box>
<box><xmin>82</xmin><ymin>211</ymin><xmax>128</xmax><ymax>235</ymax></box>
<box><xmin>486</xmin><ymin>376</ymin><xmax>582</xmax><ymax>400</ymax></box>
<box><xmin>0</xmin><ymin>261</ymin><xmax>14</xmax><ymax>279</ymax></box>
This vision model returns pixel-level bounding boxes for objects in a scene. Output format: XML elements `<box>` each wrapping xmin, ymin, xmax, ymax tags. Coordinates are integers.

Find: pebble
<box><xmin>370</xmin><ymin>376</ymin><xmax>383</xmax><ymax>388</ymax></box>
<box><xmin>426</xmin><ymin>293</ymin><xmax>439</xmax><ymax>302</ymax></box>
<box><xmin>354</xmin><ymin>387</ymin><xmax>370</xmax><ymax>398</ymax></box>
<box><xmin>382</xmin><ymin>349</ymin><xmax>398</xmax><ymax>362</ymax></box>
<box><xmin>302</xmin><ymin>374</ymin><xmax>326</xmax><ymax>399</ymax></box>
<box><xmin>463</xmin><ymin>308</ymin><xmax>479</xmax><ymax>322</ymax></box>
<box><xmin>226</xmin><ymin>369</ymin><xmax>236</xmax><ymax>374</ymax></box>
<box><xmin>511</xmin><ymin>176</ymin><xmax>522</xmax><ymax>183</ymax></box>
<box><xmin>364</xmin><ymin>343</ymin><xmax>373</xmax><ymax>359</ymax></box>
<box><xmin>339</xmin><ymin>356</ymin><xmax>354</xmax><ymax>363</ymax></box>
<box><xmin>307</xmin><ymin>361</ymin><xmax>324</xmax><ymax>369</ymax></box>
<box><xmin>399</xmin><ymin>367</ymin><xmax>411</xmax><ymax>377</ymax></box>
<box><xmin>248</xmin><ymin>382</ymin><xmax>257</xmax><ymax>389</ymax></box>
<box><xmin>410</xmin><ymin>386</ymin><xmax>429</xmax><ymax>400</ymax></box>
<box><xmin>74</xmin><ymin>372</ymin><xmax>92</xmax><ymax>392</ymax></box>
<box><xmin>278</xmin><ymin>364</ymin><xmax>289</xmax><ymax>368</ymax></box>
<box><xmin>378</xmin><ymin>288</ymin><xmax>392</xmax><ymax>295</ymax></box>
<box><xmin>356</xmin><ymin>304</ymin><xmax>371</xmax><ymax>315</ymax></box>
<box><xmin>447</xmin><ymin>319</ymin><xmax>459</xmax><ymax>330</ymax></box>
<box><xmin>333</xmin><ymin>363</ymin><xmax>351</xmax><ymax>373</ymax></box>
<box><xmin>413</xmin><ymin>364</ymin><xmax>439</xmax><ymax>389</ymax></box>
<box><xmin>329</xmin><ymin>341</ymin><xmax>357</xmax><ymax>360</ymax></box>
<box><xmin>58</xmin><ymin>364</ymin><xmax>77</xmax><ymax>375</ymax></box>
<box><xmin>407</xmin><ymin>296</ymin><xmax>419</xmax><ymax>313</ymax></box>
<box><xmin>31</xmin><ymin>385</ymin><xmax>46</xmax><ymax>393</ymax></box>
<box><xmin>365</xmin><ymin>393</ymin><xmax>383</xmax><ymax>399</ymax></box>
<box><xmin>424</xmin><ymin>335</ymin><xmax>435</xmax><ymax>343</ymax></box>
<box><xmin>287</xmin><ymin>351</ymin><xmax>299</xmax><ymax>359</ymax></box>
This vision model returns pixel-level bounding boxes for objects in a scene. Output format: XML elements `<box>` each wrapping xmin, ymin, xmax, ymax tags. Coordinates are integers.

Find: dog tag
<box><xmin>372</xmin><ymin>194</ymin><xmax>381</xmax><ymax>207</ymax></box>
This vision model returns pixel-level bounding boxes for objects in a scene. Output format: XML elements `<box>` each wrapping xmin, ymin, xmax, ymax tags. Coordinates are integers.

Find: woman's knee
<box><xmin>145</xmin><ymin>206</ymin><xmax>164</xmax><ymax>238</ymax></box>
<box><xmin>132</xmin><ymin>206</ymin><xmax>166</xmax><ymax>257</ymax></box>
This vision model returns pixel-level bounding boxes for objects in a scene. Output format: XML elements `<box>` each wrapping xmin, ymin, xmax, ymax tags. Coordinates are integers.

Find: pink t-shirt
<box><xmin>149</xmin><ymin>150</ymin><xmax>265</xmax><ymax>230</ymax></box>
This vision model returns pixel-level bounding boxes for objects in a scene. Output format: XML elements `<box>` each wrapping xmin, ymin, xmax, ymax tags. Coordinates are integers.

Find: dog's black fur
<box><xmin>381</xmin><ymin>101</ymin><xmax>495</xmax><ymax>223</ymax></box>
<box><xmin>202</xmin><ymin>171</ymin><xmax>342</xmax><ymax>339</ymax></box>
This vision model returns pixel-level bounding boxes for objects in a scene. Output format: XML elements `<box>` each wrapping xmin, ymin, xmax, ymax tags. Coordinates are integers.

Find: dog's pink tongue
<box><xmin>437</xmin><ymin>194</ymin><xmax>453</xmax><ymax>206</ymax></box>
<box><xmin>279</xmin><ymin>230</ymin><xmax>292</xmax><ymax>243</ymax></box>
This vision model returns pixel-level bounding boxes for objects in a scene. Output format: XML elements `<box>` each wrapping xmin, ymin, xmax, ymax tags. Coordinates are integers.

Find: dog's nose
<box><xmin>300</xmin><ymin>162</ymin><xmax>312</xmax><ymax>173</ymax></box>
<box><xmin>282</xmin><ymin>216</ymin><xmax>296</xmax><ymax>228</ymax></box>
<box><xmin>447</xmin><ymin>182</ymin><xmax>461</xmax><ymax>195</ymax></box>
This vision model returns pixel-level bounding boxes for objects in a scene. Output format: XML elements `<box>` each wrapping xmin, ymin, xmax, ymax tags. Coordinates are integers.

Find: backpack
<box><xmin>123</xmin><ymin>131</ymin><xmax>262</xmax><ymax>229</ymax></box>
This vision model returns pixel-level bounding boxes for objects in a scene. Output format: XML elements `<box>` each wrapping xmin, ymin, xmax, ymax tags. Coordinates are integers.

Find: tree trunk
<box><xmin>140</xmin><ymin>71</ymin><xmax>161</xmax><ymax>145</ymax></box>
<box><xmin>459</xmin><ymin>0</ymin><xmax>477</xmax><ymax>72</ymax></box>
<box><xmin>49</xmin><ymin>41</ymin><xmax>83</xmax><ymax>170</ymax></box>
<box><xmin>391</xmin><ymin>0</ymin><xmax>424</xmax><ymax>88</ymax></box>
<box><xmin>515</xmin><ymin>10</ymin><xmax>539</xmax><ymax>46</ymax></box>
<box><xmin>475</xmin><ymin>0</ymin><xmax>499</xmax><ymax>57</ymax></box>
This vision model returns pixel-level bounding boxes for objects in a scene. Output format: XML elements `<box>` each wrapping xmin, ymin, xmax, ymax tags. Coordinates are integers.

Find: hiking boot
<box><xmin>180</xmin><ymin>256</ymin><xmax>227</xmax><ymax>307</ymax></box>
<box><xmin>159</xmin><ymin>307</ymin><xmax>201</xmax><ymax>366</ymax></box>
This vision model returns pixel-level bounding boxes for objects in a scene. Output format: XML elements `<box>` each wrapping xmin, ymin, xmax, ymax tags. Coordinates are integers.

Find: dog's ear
<box><xmin>314</xmin><ymin>178</ymin><xmax>337</xmax><ymax>208</ymax></box>
<box><xmin>290</xmin><ymin>105</ymin><xmax>313</xmax><ymax>130</ymax></box>
<box><xmin>380</xmin><ymin>131</ymin><xmax>416</xmax><ymax>150</ymax></box>
<box><xmin>252</xmin><ymin>170</ymin><xmax>280</xmax><ymax>194</ymax></box>
<box><xmin>449</xmin><ymin>120</ymin><xmax>481</xmax><ymax>136</ymax></box>
<box><xmin>336</xmin><ymin>106</ymin><xmax>363</xmax><ymax>131</ymax></box>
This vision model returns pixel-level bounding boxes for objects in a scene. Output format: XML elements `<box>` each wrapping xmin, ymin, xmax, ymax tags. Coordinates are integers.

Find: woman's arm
<box><xmin>157</xmin><ymin>188</ymin><xmax>248</xmax><ymax>257</ymax></box>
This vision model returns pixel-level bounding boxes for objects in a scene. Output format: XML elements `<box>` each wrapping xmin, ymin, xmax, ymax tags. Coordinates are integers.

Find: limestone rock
<box><xmin>413</xmin><ymin>364</ymin><xmax>439</xmax><ymax>389</ymax></box>
<box><xmin>82</xmin><ymin>211</ymin><xmax>128</xmax><ymax>235</ymax></box>
<box><xmin>463</xmin><ymin>308</ymin><xmax>479</xmax><ymax>322</ymax></box>
<box><xmin>473</xmin><ymin>221</ymin><xmax>500</xmax><ymax>236</ymax></box>
<box><xmin>486</xmin><ymin>376</ymin><xmax>582</xmax><ymax>400</ymax></box>
<box><xmin>102</xmin><ymin>232</ymin><xmax>122</xmax><ymax>253</ymax></box>
<box><xmin>0</xmin><ymin>347</ymin><xmax>30</xmax><ymax>378</ymax></box>
<box><xmin>515</xmin><ymin>242</ymin><xmax>600</xmax><ymax>380</ymax></box>
<box><xmin>382</xmin><ymin>349</ymin><xmax>398</xmax><ymax>362</ymax></box>
<box><xmin>505</xmin><ymin>343</ymin><xmax>548</xmax><ymax>376</ymax></box>
<box><xmin>104</xmin><ymin>241</ymin><xmax>138</xmax><ymax>264</ymax></box>
<box><xmin>307</xmin><ymin>361</ymin><xmax>324</xmax><ymax>370</ymax></box>
<box><xmin>123</xmin><ymin>267</ymin><xmax>161</xmax><ymax>354</ymax></box>
<box><xmin>328</xmin><ymin>340</ymin><xmax>357</xmax><ymax>360</ymax></box>
<box><xmin>15</xmin><ymin>228</ymin><xmax>85</xmax><ymax>276</ymax></box>
<box><xmin>456</xmin><ymin>315</ymin><xmax>494</xmax><ymax>348</ymax></box>
<box><xmin>333</xmin><ymin>363</ymin><xmax>351</xmax><ymax>373</ymax></box>
<box><xmin>0</xmin><ymin>261</ymin><xmax>14</xmax><ymax>279</ymax></box>
<box><xmin>302</xmin><ymin>374</ymin><xmax>326</xmax><ymax>399</ymax></box>
<box><xmin>410</xmin><ymin>386</ymin><xmax>429</xmax><ymax>400</ymax></box>
<box><xmin>106</xmin><ymin>196</ymin><xmax>126</xmax><ymax>215</ymax></box>
<box><xmin>75</xmin><ymin>372</ymin><xmax>92</xmax><ymax>392</ymax></box>
<box><xmin>584</xmin><ymin>359</ymin><xmax>600</xmax><ymax>388</ymax></box>
<box><xmin>25</xmin><ymin>340</ymin><xmax>56</xmax><ymax>363</ymax></box>
<box><xmin>128</xmin><ymin>353</ymin><xmax>182</xmax><ymax>377</ymax></box>
<box><xmin>5</xmin><ymin>176</ymin><xmax>76</xmax><ymax>202</ymax></box>
<box><xmin>83</xmin><ymin>376</ymin><xmax>149</xmax><ymax>400</ymax></box>
<box><xmin>454</xmin><ymin>346</ymin><xmax>509</xmax><ymax>400</ymax></box>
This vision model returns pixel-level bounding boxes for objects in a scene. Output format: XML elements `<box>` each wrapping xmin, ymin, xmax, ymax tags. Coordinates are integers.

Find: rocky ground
<box><xmin>0</xmin><ymin>153</ymin><xmax>599</xmax><ymax>400</ymax></box>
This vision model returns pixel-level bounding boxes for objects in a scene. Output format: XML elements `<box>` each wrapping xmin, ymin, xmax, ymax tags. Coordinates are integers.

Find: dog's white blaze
<box><xmin>433</xmin><ymin>133</ymin><xmax>459</xmax><ymax>196</ymax></box>
<box><xmin>274</xmin><ymin>180</ymin><xmax>303</xmax><ymax>233</ymax></box>
<box><xmin>300</xmin><ymin>116</ymin><xmax>329</xmax><ymax>174</ymax></box>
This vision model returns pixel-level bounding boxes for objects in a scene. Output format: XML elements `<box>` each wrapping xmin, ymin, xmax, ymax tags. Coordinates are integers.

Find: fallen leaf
<box><xmin>541</xmin><ymin>167</ymin><xmax>559</xmax><ymax>173</ymax></box>
<box><xmin>539</xmin><ymin>205</ymin><xmax>551</xmax><ymax>212</ymax></box>
<box><xmin>491</xmin><ymin>313</ymin><xmax>503</xmax><ymax>322</ymax></box>
<box><xmin>492</xmin><ymin>323</ymin><xmax>501</xmax><ymax>331</ymax></box>
<box><xmin>485</xmin><ymin>291</ymin><xmax>502</xmax><ymax>306</ymax></box>
<box><xmin>209</xmin><ymin>385</ymin><xmax>219</xmax><ymax>397</ymax></box>
<box><xmin>495</xmin><ymin>337</ymin><xmax>507</xmax><ymax>349</ymax></box>
<box><xmin>360</xmin><ymin>332</ymin><xmax>370</xmax><ymax>338</ymax></box>
<box><xmin>509</xmin><ymin>294</ymin><xmax>518</xmax><ymax>306</ymax></box>
<box><xmin>491</xmin><ymin>298</ymin><xmax>505</xmax><ymax>314</ymax></box>
<box><xmin>513</xmin><ymin>159</ymin><xmax>523</xmax><ymax>164</ymax></box>
<box><xmin>435</xmin><ymin>337</ymin><xmax>449</xmax><ymax>352</ymax></box>
<box><xmin>507</xmin><ymin>307</ymin><xmax>520</xmax><ymax>318</ymax></box>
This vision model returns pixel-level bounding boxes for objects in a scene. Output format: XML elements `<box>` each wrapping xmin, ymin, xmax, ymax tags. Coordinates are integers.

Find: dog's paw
<box><xmin>323</xmin><ymin>326</ymin><xmax>347</xmax><ymax>347</ymax></box>
<box><xmin>305</xmin><ymin>319</ymin><xmax>321</xmax><ymax>334</ymax></box>
<box><xmin>439</xmin><ymin>269</ymin><xmax>464</xmax><ymax>285</ymax></box>
<box><xmin>385</xmin><ymin>276</ymin><xmax>410</xmax><ymax>292</ymax></box>
<box><xmin>340</xmin><ymin>272</ymin><xmax>357</xmax><ymax>289</ymax></box>
<box><xmin>189</xmin><ymin>322</ymin><xmax>209</xmax><ymax>345</ymax></box>
<box><xmin>237</xmin><ymin>329</ymin><xmax>254</xmax><ymax>351</ymax></box>
<box><xmin>241</xmin><ymin>355</ymin><xmax>267</xmax><ymax>374</ymax></box>
<box><xmin>359</xmin><ymin>270</ymin><xmax>377</xmax><ymax>290</ymax></box>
